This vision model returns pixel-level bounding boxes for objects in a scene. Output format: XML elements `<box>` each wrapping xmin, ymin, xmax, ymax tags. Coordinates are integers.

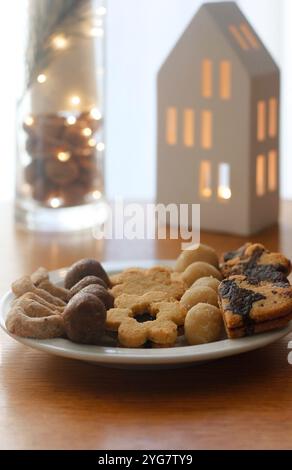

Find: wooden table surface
<box><xmin>1</xmin><ymin>201</ymin><xmax>292</xmax><ymax>450</ymax></box>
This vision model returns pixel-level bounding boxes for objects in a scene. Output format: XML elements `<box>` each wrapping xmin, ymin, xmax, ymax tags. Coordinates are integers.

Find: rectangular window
<box><xmin>183</xmin><ymin>109</ymin><xmax>195</xmax><ymax>147</ymax></box>
<box><xmin>257</xmin><ymin>101</ymin><xmax>266</xmax><ymax>142</ymax></box>
<box><xmin>269</xmin><ymin>98</ymin><xmax>278</xmax><ymax>138</ymax></box>
<box><xmin>240</xmin><ymin>23</ymin><xmax>260</xmax><ymax>49</ymax></box>
<box><xmin>201</xmin><ymin>110</ymin><xmax>213</xmax><ymax>149</ymax></box>
<box><xmin>166</xmin><ymin>107</ymin><xmax>177</xmax><ymax>146</ymax></box>
<box><xmin>201</xmin><ymin>59</ymin><xmax>213</xmax><ymax>98</ymax></box>
<box><xmin>229</xmin><ymin>25</ymin><xmax>249</xmax><ymax>50</ymax></box>
<box><xmin>256</xmin><ymin>155</ymin><xmax>266</xmax><ymax>197</ymax></box>
<box><xmin>268</xmin><ymin>150</ymin><xmax>277</xmax><ymax>192</ymax></box>
<box><xmin>199</xmin><ymin>161</ymin><xmax>212</xmax><ymax>199</ymax></box>
<box><xmin>218</xmin><ymin>163</ymin><xmax>231</xmax><ymax>200</ymax></box>
<box><xmin>219</xmin><ymin>61</ymin><xmax>231</xmax><ymax>100</ymax></box>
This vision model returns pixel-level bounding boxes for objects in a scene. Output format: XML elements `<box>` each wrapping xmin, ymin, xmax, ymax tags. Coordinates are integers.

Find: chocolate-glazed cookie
<box><xmin>81</xmin><ymin>285</ymin><xmax>114</xmax><ymax>310</ymax></box>
<box><xmin>70</xmin><ymin>276</ymin><xmax>107</xmax><ymax>297</ymax></box>
<box><xmin>65</xmin><ymin>259</ymin><xmax>111</xmax><ymax>289</ymax></box>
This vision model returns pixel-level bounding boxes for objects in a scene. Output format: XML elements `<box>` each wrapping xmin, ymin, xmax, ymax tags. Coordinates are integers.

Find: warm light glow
<box><xmin>90</xmin><ymin>108</ymin><xmax>102</xmax><ymax>120</ymax></box>
<box><xmin>96</xmin><ymin>6</ymin><xmax>107</xmax><ymax>15</ymax></box>
<box><xmin>90</xmin><ymin>27</ymin><xmax>104</xmax><ymax>37</ymax></box>
<box><xmin>218</xmin><ymin>186</ymin><xmax>232</xmax><ymax>200</ymax></box>
<box><xmin>219</xmin><ymin>61</ymin><xmax>232</xmax><ymax>100</ymax></box>
<box><xmin>201</xmin><ymin>59</ymin><xmax>213</xmax><ymax>98</ymax></box>
<box><xmin>166</xmin><ymin>107</ymin><xmax>177</xmax><ymax>146</ymax></box>
<box><xmin>92</xmin><ymin>190</ymin><xmax>102</xmax><ymax>200</ymax></box>
<box><xmin>51</xmin><ymin>34</ymin><xmax>69</xmax><ymax>50</ymax></box>
<box><xmin>66</xmin><ymin>115</ymin><xmax>77</xmax><ymax>126</ymax></box>
<box><xmin>57</xmin><ymin>151</ymin><xmax>71</xmax><ymax>162</ymax></box>
<box><xmin>71</xmin><ymin>95</ymin><xmax>81</xmax><ymax>106</ymax></box>
<box><xmin>82</xmin><ymin>127</ymin><xmax>92</xmax><ymax>137</ymax></box>
<box><xmin>49</xmin><ymin>197</ymin><xmax>62</xmax><ymax>208</ymax></box>
<box><xmin>268</xmin><ymin>150</ymin><xmax>278</xmax><ymax>192</ymax></box>
<box><xmin>183</xmin><ymin>109</ymin><xmax>195</xmax><ymax>148</ymax></box>
<box><xmin>229</xmin><ymin>25</ymin><xmax>249</xmax><ymax>50</ymax></box>
<box><xmin>201</xmin><ymin>110</ymin><xmax>213</xmax><ymax>149</ymax></box>
<box><xmin>218</xmin><ymin>163</ymin><xmax>231</xmax><ymax>200</ymax></box>
<box><xmin>25</xmin><ymin>116</ymin><xmax>34</xmax><ymax>126</ymax></box>
<box><xmin>37</xmin><ymin>74</ymin><xmax>47</xmax><ymax>84</ymax></box>
<box><xmin>256</xmin><ymin>155</ymin><xmax>266</xmax><ymax>197</ymax></box>
<box><xmin>240</xmin><ymin>23</ymin><xmax>260</xmax><ymax>50</ymax></box>
<box><xmin>88</xmin><ymin>138</ymin><xmax>97</xmax><ymax>147</ymax></box>
<box><xmin>199</xmin><ymin>161</ymin><xmax>212</xmax><ymax>199</ymax></box>
<box><xmin>257</xmin><ymin>101</ymin><xmax>266</xmax><ymax>142</ymax></box>
<box><xmin>96</xmin><ymin>142</ymin><xmax>105</xmax><ymax>152</ymax></box>
<box><xmin>269</xmin><ymin>98</ymin><xmax>278</xmax><ymax>138</ymax></box>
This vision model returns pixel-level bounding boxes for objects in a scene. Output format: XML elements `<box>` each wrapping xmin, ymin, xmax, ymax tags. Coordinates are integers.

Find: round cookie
<box><xmin>65</xmin><ymin>259</ymin><xmax>111</xmax><ymax>289</ymax></box>
<box><xmin>182</xmin><ymin>262</ymin><xmax>222</xmax><ymax>287</ymax></box>
<box><xmin>81</xmin><ymin>284</ymin><xmax>114</xmax><ymax>310</ymax></box>
<box><xmin>192</xmin><ymin>276</ymin><xmax>220</xmax><ymax>293</ymax></box>
<box><xmin>184</xmin><ymin>303</ymin><xmax>223</xmax><ymax>345</ymax></box>
<box><xmin>180</xmin><ymin>286</ymin><xmax>218</xmax><ymax>311</ymax></box>
<box><xmin>175</xmin><ymin>244</ymin><xmax>219</xmax><ymax>272</ymax></box>
<box><xmin>70</xmin><ymin>275</ymin><xmax>107</xmax><ymax>296</ymax></box>
<box><xmin>63</xmin><ymin>292</ymin><xmax>106</xmax><ymax>344</ymax></box>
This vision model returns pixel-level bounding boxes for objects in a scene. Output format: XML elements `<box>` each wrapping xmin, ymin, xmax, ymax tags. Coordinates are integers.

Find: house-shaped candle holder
<box><xmin>156</xmin><ymin>1</ymin><xmax>280</xmax><ymax>235</ymax></box>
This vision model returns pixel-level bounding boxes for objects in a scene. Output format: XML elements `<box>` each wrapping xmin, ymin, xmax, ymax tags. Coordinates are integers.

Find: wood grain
<box><xmin>1</xmin><ymin>201</ymin><xmax>292</xmax><ymax>450</ymax></box>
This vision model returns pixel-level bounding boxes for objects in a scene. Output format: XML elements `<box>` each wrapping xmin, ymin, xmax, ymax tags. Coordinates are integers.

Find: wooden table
<box><xmin>1</xmin><ymin>201</ymin><xmax>292</xmax><ymax>450</ymax></box>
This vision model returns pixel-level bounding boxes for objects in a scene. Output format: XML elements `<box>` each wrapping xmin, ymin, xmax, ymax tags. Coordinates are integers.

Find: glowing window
<box><xmin>166</xmin><ymin>107</ymin><xmax>177</xmax><ymax>146</ymax></box>
<box><xmin>199</xmin><ymin>161</ymin><xmax>212</xmax><ymax>199</ymax></box>
<box><xmin>219</xmin><ymin>61</ymin><xmax>232</xmax><ymax>100</ymax></box>
<box><xmin>268</xmin><ymin>150</ymin><xmax>278</xmax><ymax>192</ymax></box>
<box><xmin>201</xmin><ymin>59</ymin><xmax>213</xmax><ymax>99</ymax></box>
<box><xmin>256</xmin><ymin>155</ymin><xmax>266</xmax><ymax>197</ymax></box>
<box><xmin>229</xmin><ymin>25</ymin><xmax>249</xmax><ymax>50</ymax></box>
<box><xmin>218</xmin><ymin>163</ymin><xmax>231</xmax><ymax>200</ymax></box>
<box><xmin>201</xmin><ymin>110</ymin><xmax>213</xmax><ymax>150</ymax></box>
<box><xmin>257</xmin><ymin>101</ymin><xmax>266</xmax><ymax>142</ymax></box>
<box><xmin>269</xmin><ymin>98</ymin><xmax>278</xmax><ymax>138</ymax></box>
<box><xmin>240</xmin><ymin>23</ymin><xmax>260</xmax><ymax>49</ymax></box>
<box><xmin>183</xmin><ymin>109</ymin><xmax>195</xmax><ymax>148</ymax></box>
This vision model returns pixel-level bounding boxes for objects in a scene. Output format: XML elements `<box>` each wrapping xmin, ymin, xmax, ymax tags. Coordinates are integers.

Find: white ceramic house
<box><xmin>157</xmin><ymin>2</ymin><xmax>280</xmax><ymax>235</ymax></box>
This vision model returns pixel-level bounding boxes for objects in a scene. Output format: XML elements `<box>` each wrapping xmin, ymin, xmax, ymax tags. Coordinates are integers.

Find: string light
<box><xmin>25</xmin><ymin>116</ymin><xmax>34</xmax><ymax>126</ymax></box>
<box><xmin>82</xmin><ymin>128</ymin><xmax>92</xmax><ymax>137</ymax></box>
<box><xmin>218</xmin><ymin>186</ymin><xmax>232</xmax><ymax>200</ymax></box>
<box><xmin>37</xmin><ymin>74</ymin><xmax>47</xmax><ymax>84</ymax></box>
<box><xmin>51</xmin><ymin>34</ymin><xmax>69</xmax><ymax>50</ymax></box>
<box><xmin>90</xmin><ymin>108</ymin><xmax>102</xmax><ymax>120</ymax></box>
<box><xmin>92</xmin><ymin>190</ymin><xmax>102</xmax><ymax>200</ymax></box>
<box><xmin>96</xmin><ymin>142</ymin><xmax>105</xmax><ymax>152</ymax></box>
<box><xmin>49</xmin><ymin>197</ymin><xmax>62</xmax><ymax>208</ymax></box>
<box><xmin>90</xmin><ymin>27</ymin><xmax>104</xmax><ymax>38</ymax></box>
<box><xmin>88</xmin><ymin>138</ymin><xmax>96</xmax><ymax>147</ymax></box>
<box><xmin>57</xmin><ymin>151</ymin><xmax>71</xmax><ymax>162</ymax></box>
<box><xmin>71</xmin><ymin>95</ymin><xmax>81</xmax><ymax>106</ymax></box>
<box><xmin>96</xmin><ymin>6</ymin><xmax>107</xmax><ymax>16</ymax></box>
<box><xmin>66</xmin><ymin>115</ymin><xmax>77</xmax><ymax>126</ymax></box>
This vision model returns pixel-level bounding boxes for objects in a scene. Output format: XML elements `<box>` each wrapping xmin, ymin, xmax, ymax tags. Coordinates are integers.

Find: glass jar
<box><xmin>15</xmin><ymin>0</ymin><xmax>106</xmax><ymax>231</ymax></box>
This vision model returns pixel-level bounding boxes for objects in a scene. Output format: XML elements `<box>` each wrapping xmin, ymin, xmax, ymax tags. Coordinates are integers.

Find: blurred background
<box><xmin>0</xmin><ymin>0</ymin><xmax>290</xmax><ymax>203</ymax></box>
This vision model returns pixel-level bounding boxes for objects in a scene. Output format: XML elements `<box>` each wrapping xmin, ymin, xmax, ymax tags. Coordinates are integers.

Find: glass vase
<box><xmin>15</xmin><ymin>0</ymin><xmax>106</xmax><ymax>231</ymax></box>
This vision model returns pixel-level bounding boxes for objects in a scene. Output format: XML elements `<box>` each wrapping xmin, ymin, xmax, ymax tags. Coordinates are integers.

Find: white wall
<box><xmin>0</xmin><ymin>0</ymin><xmax>287</xmax><ymax>202</ymax></box>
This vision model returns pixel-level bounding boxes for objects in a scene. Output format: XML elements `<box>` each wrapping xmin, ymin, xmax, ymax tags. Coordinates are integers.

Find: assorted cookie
<box><xmin>5</xmin><ymin>242</ymin><xmax>292</xmax><ymax>348</ymax></box>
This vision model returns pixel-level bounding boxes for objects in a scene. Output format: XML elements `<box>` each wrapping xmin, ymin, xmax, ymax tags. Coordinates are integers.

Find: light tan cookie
<box><xmin>175</xmin><ymin>244</ymin><xmax>219</xmax><ymax>272</ymax></box>
<box><xmin>12</xmin><ymin>276</ymin><xmax>66</xmax><ymax>307</ymax></box>
<box><xmin>221</xmin><ymin>243</ymin><xmax>291</xmax><ymax>280</ymax></box>
<box><xmin>6</xmin><ymin>305</ymin><xmax>65</xmax><ymax>339</ymax></box>
<box><xmin>181</xmin><ymin>262</ymin><xmax>222</xmax><ymax>287</ymax></box>
<box><xmin>38</xmin><ymin>280</ymin><xmax>70</xmax><ymax>302</ymax></box>
<box><xmin>184</xmin><ymin>303</ymin><xmax>223</xmax><ymax>345</ymax></box>
<box><xmin>30</xmin><ymin>267</ymin><xmax>49</xmax><ymax>286</ymax></box>
<box><xmin>192</xmin><ymin>276</ymin><xmax>220</xmax><ymax>293</ymax></box>
<box><xmin>13</xmin><ymin>292</ymin><xmax>64</xmax><ymax>313</ymax></box>
<box><xmin>180</xmin><ymin>286</ymin><xmax>218</xmax><ymax>311</ymax></box>
<box><xmin>110</xmin><ymin>266</ymin><xmax>186</xmax><ymax>300</ymax></box>
<box><xmin>218</xmin><ymin>275</ymin><xmax>292</xmax><ymax>338</ymax></box>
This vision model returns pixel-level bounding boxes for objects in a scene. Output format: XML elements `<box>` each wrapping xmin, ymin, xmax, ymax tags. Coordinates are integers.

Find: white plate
<box><xmin>1</xmin><ymin>260</ymin><xmax>292</xmax><ymax>369</ymax></box>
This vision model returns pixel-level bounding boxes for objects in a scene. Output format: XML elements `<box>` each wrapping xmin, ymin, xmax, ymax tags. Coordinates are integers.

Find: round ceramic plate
<box><xmin>1</xmin><ymin>260</ymin><xmax>292</xmax><ymax>369</ymax></box>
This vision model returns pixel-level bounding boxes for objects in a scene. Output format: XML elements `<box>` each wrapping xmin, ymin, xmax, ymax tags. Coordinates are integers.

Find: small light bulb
<box><xmin>90</xmin><ymin>108</ymin><xmax>102</xmax><ymax>120</ymax></box>
<box><xmin>57</xmin><ymin>151</ymin><xmax>71</xmax><ymax>162</ymax></box>
<box><xmin>82</xmin><ymin>127</ymin><xmax>92</xmax><ymax>137</ymax></box>
<box><xmin>90</xmin><ymin>27</ymin><xmax>104</xmax><ymax>37</ymax></box>
<box><xmin>96</xmin><ymin>6</ymin><xmax>107</xmax><ymax>16</ymax></box>
<box><xmin>201</xmin><ymin>188</ymin><xmax>212</xmax><ymax>198</ymax></box>
<box><xmin>66</xmin><ymin>115</ymin><xmax>77</xmax><ymax>126</ymax></box>
<box><xmin>49</xmin><ymin>197</ymin><xmax>62</xmax><ymax>209</ymax></box>
<box><xmin>88</xmin><ymin>138</ymin><xmax>97</xmax><ymax>147</ymax></box>
<box><xmin>37</xmin><ymin>74</ymin><xmax>47</xmax><ymax>84</ymax></box>
<box><xmin>71</xmin><ymin>95</ymin><xmax>81</xmax><ymax>106</ymax></box>
<box><xmin>96</xmin><ymin>142</ymin><xmax>105</xmax><ymax>152</ymax></box>
<box><xmin>92</xmin><ymin>190</ymin><xmax>102</xmax><ymax>200</ymax></box>
<box><xmin>218</xmin><ymin>186</ymin><xmax>232</xmax><ymax>200</ymax></box>
<box><xmin>51</xmin><ymin>34</ymin><xmax>68</xmax><ymax>50</ymax></box>
<box><xmin>25</xmin><ymin>116</ymin><xmax>34</xmax><ymax>126</ymax></box>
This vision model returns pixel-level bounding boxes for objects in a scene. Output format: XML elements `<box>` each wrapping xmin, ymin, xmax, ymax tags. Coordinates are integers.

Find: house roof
<box><xmin>203</xmin><ymin>2</ymin><xmax>279</xmax><ymax>76</ymax></box>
